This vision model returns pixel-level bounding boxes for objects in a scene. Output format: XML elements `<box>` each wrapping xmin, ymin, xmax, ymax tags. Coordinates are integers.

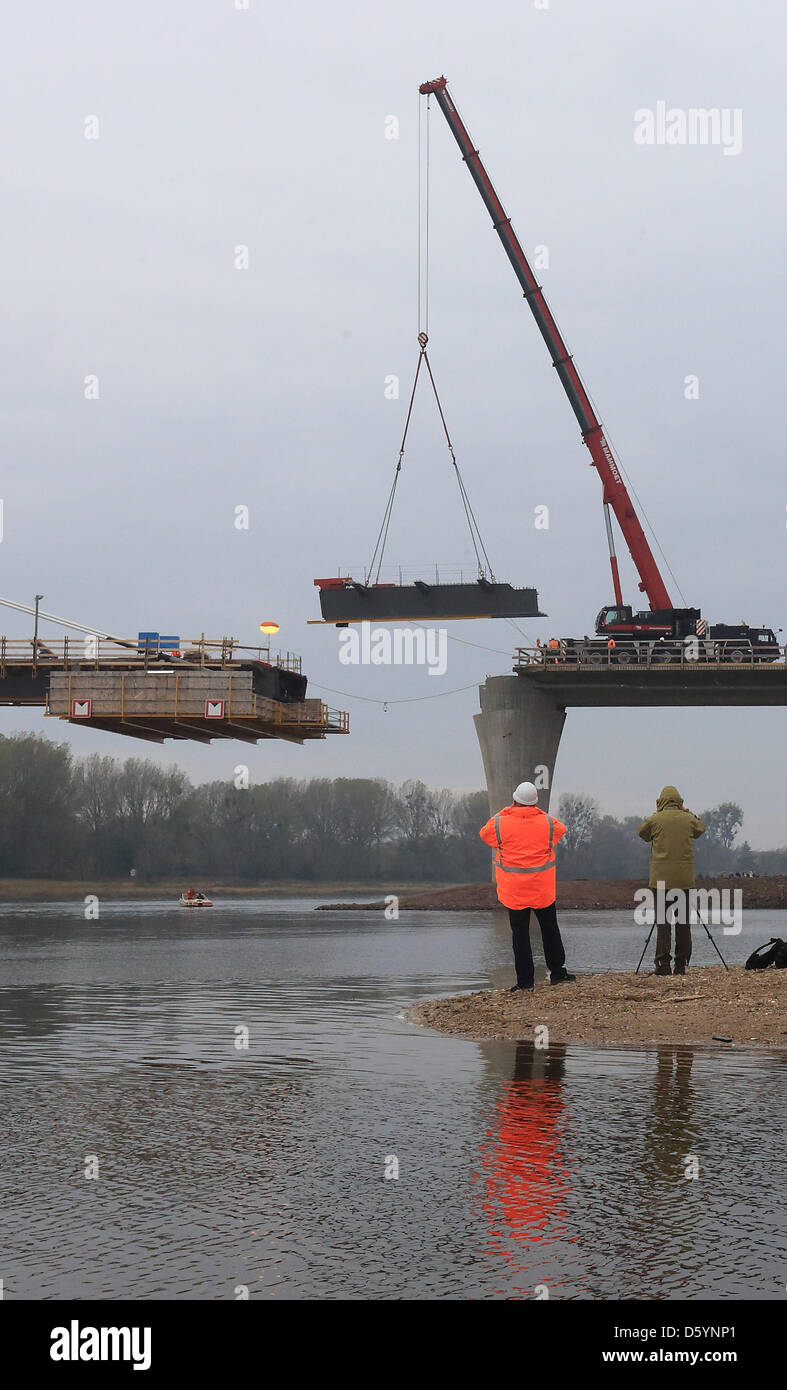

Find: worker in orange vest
<box><xmin>480</xmin><ymin>781</ymin><xmax>576</xmax><ymax>992</ymax></box>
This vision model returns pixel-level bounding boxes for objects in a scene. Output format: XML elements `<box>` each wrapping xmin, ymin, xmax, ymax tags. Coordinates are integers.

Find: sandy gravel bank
<box><xmin>406</xmin><ymin>965</ymin><xmax>787</xmax><ymax>1047</ymax></box>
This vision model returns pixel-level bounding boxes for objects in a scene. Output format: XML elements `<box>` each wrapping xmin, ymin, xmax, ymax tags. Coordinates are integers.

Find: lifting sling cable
<box><xmin>367</xmin><ymin>348</ymin><xmax>425</xmax><ymax>583</ymax></box>
<box><xmin>420</xmin><ymin>342</ymin><xmax>495</xmax><ymax>580</ymax></box>
<box><xmin>418</xmin><ymin>91</ymin><xmax>430</xmax><ymax>337</ymax></box>
<box><xmin>368</xmin><ymin>92</ymin><xmax>495</xmax><ymax>586</ymax></box>
<box><xmin>367</xmin><ymin>334</ymin><xmax>496</xmax><ymax>584</ymax></box>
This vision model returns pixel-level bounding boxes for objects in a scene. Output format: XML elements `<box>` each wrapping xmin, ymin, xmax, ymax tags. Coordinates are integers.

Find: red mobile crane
<box><xmin>420</xmin><ymin>76</ymin><xmax>779</xmax><ymax>663</ymax></box>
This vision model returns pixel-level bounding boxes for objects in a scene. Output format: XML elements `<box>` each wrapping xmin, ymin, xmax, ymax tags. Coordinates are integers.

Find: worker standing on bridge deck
<box><xmin>480</xmin><ymin>782</ymin><xmax>576</xmax><ymax>992</ymax></box>
<box><xmin>638</xmin><ymin>786</ymin><xmax>705</xmax><ymax>976</ymax></box>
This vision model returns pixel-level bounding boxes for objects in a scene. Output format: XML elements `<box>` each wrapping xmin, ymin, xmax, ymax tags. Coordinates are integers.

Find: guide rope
<box><xmin>310</xmin><ymin>679</ymin><xmax>480</xmax><ymax>707</ymax></box>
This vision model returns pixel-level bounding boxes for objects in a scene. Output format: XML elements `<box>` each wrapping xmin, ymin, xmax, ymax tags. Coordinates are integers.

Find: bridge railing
<box><xmin>514</xmin><ymin>642</ymin><xmax>787</xmax><ymax>670</ymax></box>
<box><xmin>0</xmin><ymin>636</ymin><xmax>303</xmax><ymax>675</ymax></box>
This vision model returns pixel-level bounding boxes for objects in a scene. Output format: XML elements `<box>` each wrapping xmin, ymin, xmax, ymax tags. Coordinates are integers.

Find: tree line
<box><xmin>0</xmin><ymin>732</ymin><xmax>781</xmax><ymax>883</ymax></box>
<box><xmin>0</xmin><ymin>733</ymin><xmax>489</xmax><ymax>882</ymax></box>
<box><xmin>555</xmin><ymin>793</ymin><xmax>774</xmax><ymax>879</ymax></box>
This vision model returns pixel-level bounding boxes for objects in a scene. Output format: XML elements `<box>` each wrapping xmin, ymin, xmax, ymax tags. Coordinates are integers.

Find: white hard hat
<box><xmin>512</xmin><ymin>781</ymin><xmax>538</xmax><ymax>805</ymax></box>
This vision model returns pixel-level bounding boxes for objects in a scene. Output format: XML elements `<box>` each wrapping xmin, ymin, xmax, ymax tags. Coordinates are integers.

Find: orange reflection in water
<box><xmin>475</xmin><ymin>1042</ymin><xmax>575</xmax><ymax>1295</ymax></box>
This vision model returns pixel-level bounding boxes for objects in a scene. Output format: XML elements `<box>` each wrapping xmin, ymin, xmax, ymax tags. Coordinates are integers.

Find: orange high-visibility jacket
<box><xmin>480</xmin><ymin>804</ymin><xmax>566</xmax><ymax>910</ymax></box>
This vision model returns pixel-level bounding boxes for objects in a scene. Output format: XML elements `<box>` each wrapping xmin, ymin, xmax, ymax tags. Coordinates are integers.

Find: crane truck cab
<box><xmin>595</xmin><ymin>605</ymin><xmax>700</xmax><ymax>638</ymax></box>
<box><xmin>587</xmin><ymin>607</ymin><xmax>780</xmax><ymax>663</ymax></box>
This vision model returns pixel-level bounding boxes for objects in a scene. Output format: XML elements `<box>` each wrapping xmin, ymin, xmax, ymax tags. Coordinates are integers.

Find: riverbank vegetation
<box><xmin>0</xmin><ymin>732</ymin><xmax>784</xmax><ymax>883</ymax></box>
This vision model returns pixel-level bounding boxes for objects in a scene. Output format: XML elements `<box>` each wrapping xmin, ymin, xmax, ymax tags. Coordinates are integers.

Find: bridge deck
<box><xmin>513</xmin><ymin>647</ymin><xmax>787</xmax><ymax>706</ymax></box>
<box><xmin>0</xmin><ymin>637</ymin><xmax>349</xmax><ymax>743</ymax></box>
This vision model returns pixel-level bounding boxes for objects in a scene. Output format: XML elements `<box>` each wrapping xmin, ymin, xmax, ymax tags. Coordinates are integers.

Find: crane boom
<box><xmin>419</xmin><ymin>76</ymin><xmax>672</xmax><ymax>611</ymax></box>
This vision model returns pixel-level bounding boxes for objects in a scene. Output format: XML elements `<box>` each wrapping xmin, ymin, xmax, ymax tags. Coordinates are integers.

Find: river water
<box><xmin>0</xmin><ymin>900</ymin><xmax>784</xmax><ymax>1300</ymax></box>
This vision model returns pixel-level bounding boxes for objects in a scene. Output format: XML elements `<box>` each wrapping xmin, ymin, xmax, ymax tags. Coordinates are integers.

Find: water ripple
<box><xmin>0</xmin><ymin>906</ymin><xmax>784</xmax><ymax>1298</ymax></box>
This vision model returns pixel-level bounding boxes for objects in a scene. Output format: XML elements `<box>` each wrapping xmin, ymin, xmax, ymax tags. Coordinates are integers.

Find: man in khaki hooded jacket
<box><xmin>638</xmin><ymin>786</ymin><xmax>705</xmax><ymax>975</ymax></box>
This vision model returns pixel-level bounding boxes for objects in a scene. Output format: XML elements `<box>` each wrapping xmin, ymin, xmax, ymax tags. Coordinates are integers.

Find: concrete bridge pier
<box><xmin>474</xmin><ymin>675</ymin><xmax>566</xmax><ymax>813</ymax></box>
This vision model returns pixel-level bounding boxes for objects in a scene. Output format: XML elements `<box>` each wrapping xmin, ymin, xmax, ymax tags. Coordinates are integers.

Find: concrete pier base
<box><xmin>474</xmin><ymin>675</ymin><xmax>566</xmax><ymax>813</ymax></box>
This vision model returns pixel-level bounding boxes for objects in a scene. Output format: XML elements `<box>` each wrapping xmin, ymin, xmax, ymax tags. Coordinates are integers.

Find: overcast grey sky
<box><xmin>1</xmin><ymin>0</ymin><xmax>785</xmax><ymax>845</ymax></box>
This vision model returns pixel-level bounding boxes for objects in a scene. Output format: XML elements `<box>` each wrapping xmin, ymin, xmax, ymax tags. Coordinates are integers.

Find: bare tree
<box><xmin>395</xmin><ymin>780</ymin><xmax>438</xmax><ymax>843</ymax></box>
<box><xmin>73</xmin><ymin>754</ymin><xmax>121</xmax><ymax>874</ymax></box>
<box><xmin>557</xmin><ymin>793</ymin><xmax>599</xmax><ymax>850</ymax></box>
<box><xmin>431</xmin><ymin>788</ymin><xmax>456</xmax><ymax>838</ymax></box>
<box><xmin>699</xmin><ymin>802</ymin><xmax>743</xmax><ymax>850</ymax></box>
